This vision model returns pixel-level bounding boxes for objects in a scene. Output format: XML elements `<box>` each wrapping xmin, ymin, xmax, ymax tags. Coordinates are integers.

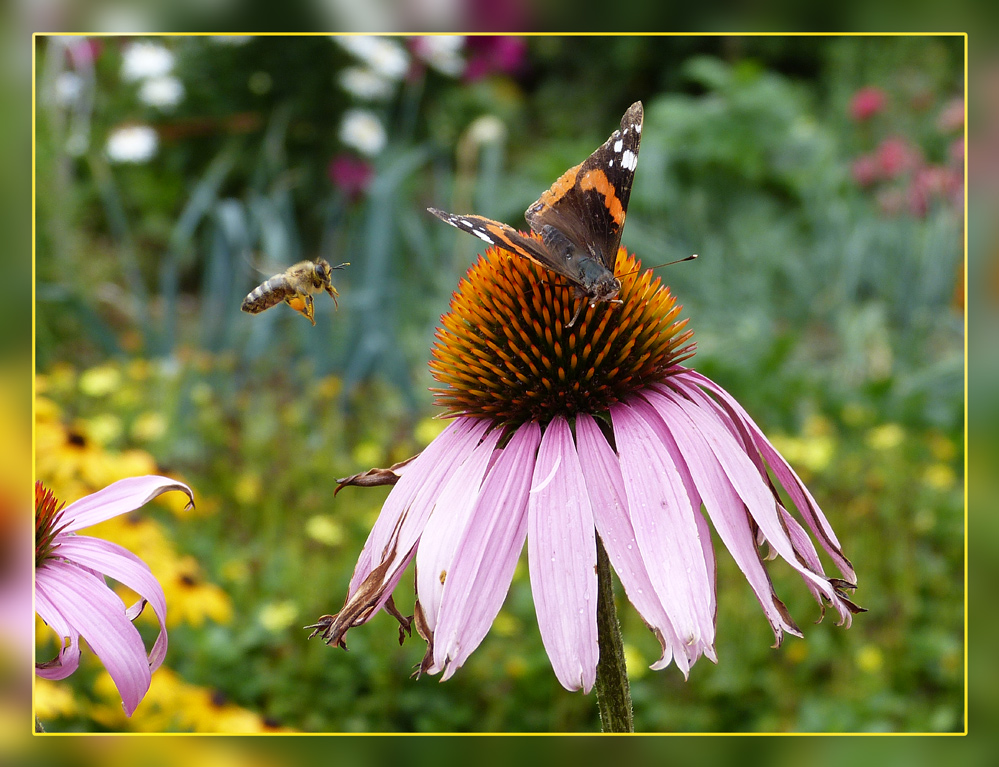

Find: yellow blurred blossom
<box><xmin>923</xmin><ymin>462</ymin><xmax>957</xmax><ymax>490</ymax></box>
<box><xmin>305</xmin><ymin>514</ymin><xmax>344</xmax><ymax>547</ymax></box>
<box><xmin>856</xmin><ymin>644</ymin><xmax>884</xmax><ymax>674</ymax></box>
<box><xmin>929</xmin><ymin>431</ymin><xmax>958</xmax><ymax>462</ymax></box>
<box><xmin>491</xmin><ymin>610</ymin><xmax>519</xmax><ymax>638</ymax></box>
<box><xmin>352</xmin><ymin>440</ymin><xmax>382</xmax><ymax>468</ymax></box>
<box><xmin>84</xmin><ymin>413</ymin><xmax>123</xmax><ymax>446</ymax></box>
<box><xmin>234</xmin><ymin>471</ymin><xmax>262</xmax><ymax>505</ymax></box>
<box><xmin>34</xmin><ymin>678</ymin><xmax>79</xmax><ymax>720</ymax></box>
<box><xmin>866</xmin><ymin>423</ymin><xmax>905</xmax><ymax>451</ymax></box>
<box><xmin>623</xmin><ymin>643</ymin><xmax>648</xmax><ymax>680</ymax></box>
<box><xmin>258</xmin><ymin>600</ymin><xmax>299</xmax><ymax>632</ymax></box>
<box><xmin>220</xmin><ymin>558</ymin><xmax>251</xmax><ymax>584</ymax></box>
<box><xmin>840</xmin><ymin>401</ymin><xmax>873</xmax><ymax>427</ymax></box>
<box><xmin>414</xmin><ymin>416</ymin><xmax>447</xmax><ymax>446</ymax></box>
<box><xmin>769</xmin><ymin>433</ymin><xmax>834</xmax><ymax>474</ymax></box>
<box><xmin>79</xmin><ymin>363</ymin><xmax>122</xmax><ymax>397</ymax></box>
<box><xmin>315</xmin><ymin>374</ymin><xmax>342</xmax><ymax>399</ymax></box>
<box><xmin>504</xmin><ymin>655</ymin><xmax>529</xmax><ymax>679</ymax></box>
<box><xmin>785</xmin><ymin>640</ymin><xmax>808</xmax><ymax>665</ymax></box>
<box><xmin>131</xmin><ymin>411</ymin><xmax>167</xmax><ymax>442</ymax></box>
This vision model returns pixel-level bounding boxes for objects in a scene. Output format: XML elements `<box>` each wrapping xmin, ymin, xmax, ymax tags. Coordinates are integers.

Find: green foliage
<box><xmin>34</xmin><ymin>35</ymin><xmax>964</xmax><ymax>733</ymax></box>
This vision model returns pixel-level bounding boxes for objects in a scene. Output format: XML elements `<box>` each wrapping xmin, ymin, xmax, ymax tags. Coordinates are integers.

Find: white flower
<box><xmin>339</xmin><ymin>109</ymin><xmax>387</xmax><ymax>156</ymax></box>
<box><xmin>53</xmin><ymin>71</ymin><xmax>83</xmax><ymax>106</ymax></box>
<box><xmin>106</xmin><ymin>125</ymin><xmax>158</xmax><ymax>164</ymax></box>
<box><xmin>138</xmin><ymin>76</ymin><xmax>185</xmax><ymax>110</ymax></box>
<box><xmin>334</xmin><ymin>36</ymin><xmax>409</xmax><ymax>81</ymax></box>
<box><xmin>339</xmin><ymin>66</ymin><xmax>394</xmax><ymax>101</ymax></box>
<box><xmin>412</xmin><ymin>35</ymin><xmax>465</xmax><ymax>77</ymax></box>
<box><xmin>120</xmin><ymin>41</ymin><xmax>174</xmax><ymax>82</ymax></box>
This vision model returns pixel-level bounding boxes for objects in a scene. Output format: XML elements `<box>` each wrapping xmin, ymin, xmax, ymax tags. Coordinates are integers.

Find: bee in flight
<box><xmin>241</xmin><ymin>259</ymin><xmax>349</xmax><ymax>326</ymax></box>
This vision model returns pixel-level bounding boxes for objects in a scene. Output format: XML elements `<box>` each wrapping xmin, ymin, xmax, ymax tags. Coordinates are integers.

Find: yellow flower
<box><xmin>866</xmin><ymin>423</ymin><xmax>905</xmax><ymax>451</ymax></box>
<box><xmin>79</xmin><ymin>363</ymin><xmax>122</xmax><ymax>397</ymax></box>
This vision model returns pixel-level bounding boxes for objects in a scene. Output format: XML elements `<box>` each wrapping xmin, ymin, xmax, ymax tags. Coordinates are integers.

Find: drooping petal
<box><xmin>527</xmin><ymin>417</ymin><xmax>597</xmax><ymax>693</ymax></box>
<box><xmin>52</xmin><ymin>536</ymin><xmax>169</xmax><ymax>672</ymax></box>
<box><xmin>621</xmin><ymin>398</ymin><xmax>720</xmax><ymax>666</ymax></box>
<box><xmin>680</xmin><ymin>370</ymin><xmax>856</xmax><ymax>583</ymax></box>
<box><xmin>59</xmin><ymin>476</ymin><xmax>193</xmax><ymax>533</ymax></box>
<box><xmin>34</xmin><ymin>581</ymin><xmax>81</xmax><ymax>680</ymax></box>
<box><xmin>431</xmin><ymin>421</ymin><xmax>541</xmax><ymax>678</ymax></box>
<box><xmin>35</xmin><ymin>561</ymin><xmax>151</xmax><ymax>715</ymax></box>
<box><xmin>652</xmin><ymin>387</ymin><xmax>856</xmax><ymax>627</ymax></box>
<box><xmin>575</xmin><ymin>413</ymin><xmax>688</xmax><ymax>675</ymax></box>
<box><xmin>347</xmin><ymin>417</ymin><xmax>491</xmax><ymax>594</ymax></box>
<box><xmin>639</xmin><ymin>391</ymin><xmax>804</xmax><ymax>644</ymax></box>
<box><xmin>610</xmin><ymin>402</ymin><xmax>716</xmax><ymax>652</ymax></box>
<box><xmin>416</xmin><ymin>426</ymin><xmax>503</xmax><ymax>635</ymax></box>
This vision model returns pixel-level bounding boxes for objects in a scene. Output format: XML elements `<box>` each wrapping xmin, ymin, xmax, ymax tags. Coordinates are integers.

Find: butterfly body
<box><xmin>429</xmin><ymin>101</ymin><xmax>643</xmax><ymax>326</ymax></box>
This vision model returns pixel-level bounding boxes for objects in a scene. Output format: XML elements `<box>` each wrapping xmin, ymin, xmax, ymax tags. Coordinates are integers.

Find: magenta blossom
<box><xmin>849</xmin><ymin>86</ymin><xmax>887</xmax><ymax>121</ymax></box>
<box><xmin>328</xmin><ymin>153</ymin><xmax>374</xmax><ymax>201</ymax></box>
<box><xmin>312</xmin><ymin>248</ymin><xmax>861</xmax><ymax>692</ymax></box>
<box><xmin>35</xmin><ymin>477</ymin><xmax>194</xmax><ymax>716</ymax></box>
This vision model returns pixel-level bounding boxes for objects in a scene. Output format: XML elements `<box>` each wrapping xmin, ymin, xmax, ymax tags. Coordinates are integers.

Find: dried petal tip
<box><xmin>334</xmin><ymin>456</ymin><xmax>417</xmax><ymax>495</ymax></box>
<box><xmin>430</xmin><ymin>246</ymin><xmax>696</xmax><ymax>426</ymax></box>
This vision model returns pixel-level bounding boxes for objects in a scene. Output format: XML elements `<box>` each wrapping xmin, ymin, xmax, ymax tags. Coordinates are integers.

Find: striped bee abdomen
<box><xmin>241</xmin><ymin>276</ymin><xmax>292</xmax><ymax>314</ymax></box>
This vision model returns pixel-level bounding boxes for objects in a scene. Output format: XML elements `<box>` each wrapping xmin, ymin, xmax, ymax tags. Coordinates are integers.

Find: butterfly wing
<box><xmin>524</xmin><ymin>101</ymin><xmax>643</xmax><ymax>271</ymax></box>
<box><xmin>427</xmin><ymin>208</ymin><xmax>580</xmax><ymax>281</ymax></box>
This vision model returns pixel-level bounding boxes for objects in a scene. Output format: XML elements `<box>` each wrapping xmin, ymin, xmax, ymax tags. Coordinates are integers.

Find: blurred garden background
<box><xmin>33</xmin><ymin>34</ymin><xmax>964</xmax><ymax>733</ymax></box>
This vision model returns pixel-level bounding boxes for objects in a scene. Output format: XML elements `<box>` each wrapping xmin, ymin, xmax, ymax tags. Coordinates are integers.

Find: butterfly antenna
<box><xmin>618</xmin><ymin>253</ymin><xmax>698</xmax><ymax>279</ymax></box>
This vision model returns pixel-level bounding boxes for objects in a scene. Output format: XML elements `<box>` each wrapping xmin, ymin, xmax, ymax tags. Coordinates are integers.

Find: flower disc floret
<box><xmin>430</xmin><ymin>244</ymin><xmax>695</xmax><ymax>425</ymax></box>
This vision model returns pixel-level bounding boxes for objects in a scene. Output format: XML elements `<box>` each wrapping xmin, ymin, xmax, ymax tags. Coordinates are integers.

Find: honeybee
<box><xmin>241</xmin><ymin>259</ymin><xmax>349</xmax><ymax>325</ymax></box>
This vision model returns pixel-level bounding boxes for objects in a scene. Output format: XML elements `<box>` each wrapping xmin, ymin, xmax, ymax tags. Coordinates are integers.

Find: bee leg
<box><xmin>286</xmin><ymin>295</ymin><xmax>316</xmax><ymax>325</ymax></box>
<box><xmin>325</xmin><ymin>284</ymin><xmax>340</xmax><ymax>310</ymax></box>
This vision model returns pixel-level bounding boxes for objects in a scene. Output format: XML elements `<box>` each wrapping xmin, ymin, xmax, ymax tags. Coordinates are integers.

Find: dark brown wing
<box><xmin>524</xmin><ymin>101</ymin><xmax>643</xmax><ymax>270</ymax></box>
<box><xmin>427</xmin><ymin>208</ymin><xmax>581</xmax><ymax>282</ymax></box>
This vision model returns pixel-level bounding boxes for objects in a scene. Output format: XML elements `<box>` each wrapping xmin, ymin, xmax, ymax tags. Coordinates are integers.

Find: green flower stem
<box><xmin>594</xmin><ymin>534</ymin><xmax>634</xmax><ymax>732</ymax></box>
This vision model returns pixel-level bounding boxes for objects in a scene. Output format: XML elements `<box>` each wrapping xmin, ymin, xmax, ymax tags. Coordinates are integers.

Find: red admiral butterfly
<box><xmin>429</xmin><ymin>101</ymin><xmax>644</xmax><ymax>327</ymax></box>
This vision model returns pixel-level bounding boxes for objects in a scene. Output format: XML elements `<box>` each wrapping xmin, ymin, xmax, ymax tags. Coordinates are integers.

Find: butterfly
<box><xmin>429</xmin><ymin>101</ymin><xmax>643</xmax><ymax>327</ymax></box>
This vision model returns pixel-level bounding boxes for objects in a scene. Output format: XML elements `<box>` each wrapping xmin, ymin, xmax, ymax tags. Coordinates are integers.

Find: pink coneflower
<box><xmin>312</xmin><ymin>246</ymin><xmax>861</xmax><ymax>724</ymax></box>
<box><xmin>848</xmin><ymin>86</ymin><xmax>887</xmax><ymax>121</ymax></box>
<box><xmin>35</xmin><ymin>477</ymin><xmax>194</xmax><ymax>716</ymax></box>
<box><xmin>876</xmin><ymin>136</ymin><xmax>921</xmax><ymax>178</ymax></box>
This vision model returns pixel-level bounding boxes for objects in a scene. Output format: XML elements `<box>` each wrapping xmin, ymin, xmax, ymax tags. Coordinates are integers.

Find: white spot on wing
<box><xmin>621</xmin><ymin>149</ymin><xmax>637</xmax><ymax>170</ymax></box>
<box><xmin>473</xmin><ymin>229</ymin><xmax>494</xmax><ymax>244</ymax></box>
<box><xmin>635</xmin><ymin>122</ymin><xmax>642</xmax><ymax>134</ymax></box>
<box><xmin>614</xmin><ymin>139</ymin><xmax>623</xmax><ymax>152</ymax></box>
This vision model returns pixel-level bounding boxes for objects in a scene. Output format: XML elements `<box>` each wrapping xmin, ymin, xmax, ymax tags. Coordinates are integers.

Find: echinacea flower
<box><xmin>35</xmin><ymin>477</ymin><xmax>194</xmax><ymax>716</ymax></box>
<box><xmin>313</xmin><ymin>244</ymin><xmax>861</xmax><ymax>697</ymax></box>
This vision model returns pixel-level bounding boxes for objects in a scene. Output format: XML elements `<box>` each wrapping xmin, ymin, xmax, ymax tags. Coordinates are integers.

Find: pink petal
<box><xmin>35</xmin><ymin>561</ymin><xmax>151</xmax><ymax>715</ymax></box>
<box><xmin>575</xmin><ymin>413</ymin><xmax>690</xmax><ymax>675</ymax></box>
<box><xmin>622</xmin><ymin>397</ymin><xmax>719</xmax><ymax>666</ymax></box>
<box><xmin>53</xmin><ymin>536</ymin><xmax>169</xmax><ymax>672</ymax></box>
<box><xmin>34</xmin><ymin>585</ymin><xmax>81</xmax><ymax>680</ymax></box>
<box><xmin>416</xmin><ymin>426</ymin><xmax>503</xmax><ymax>634</ymax></box>
<box><xmin>654</xmin><ymin>388</ymin><xmax>855</xmax><ymax>627</ymax></box>
<box><xmin>60</xmin><ymin>476</ymin><xmax>193</xmax><ymax>533</ymax></box>
<box><xmin>431</xmin><ymin>421</ymin><xmax>541</xmax><ymax>678</ymax></box>
<box><xmin>347</xmin><ymin>418</ymin><xmax>490</xmax><ymax>595</ymax></box>
<box><xmin>682</xmin><ymin>370</ymin><xmax>855</xmax><ymax>583</ymax></box>
<box><xmin>610</xmin><ymin>402</ymin><xmax>716</xmax><ymax>652</ymax></box>
<box><xmin>641</xmin><ymin>390</ymin><xmax>804</xmax><ymax>643</ymax></box>
<box><xmin>527</xmin><ymin>417</ymin><xmax>597</xmax><ymax>693</ymax></box>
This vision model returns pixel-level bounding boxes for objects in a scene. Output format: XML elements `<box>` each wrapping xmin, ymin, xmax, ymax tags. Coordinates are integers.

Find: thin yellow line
<box><xmin>962</xmin><ymin>31</ymin><xmax>969</xmax><ymax>738</ymax></box>
<box><xmin>31</xmin><ymin>31</ymin><xmax>38</xmax><ymax>735</ymax></box>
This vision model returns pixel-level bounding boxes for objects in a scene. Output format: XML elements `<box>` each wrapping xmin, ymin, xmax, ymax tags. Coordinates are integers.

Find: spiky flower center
<box><xmin>430</xmin><ymin>245</ymin><xmax>695</xmax><ymax>426</ymax></box>
<box><xmin>35</xmin><ymin>481</ymin><xmax>69</xmax><ymax>568</ymax></box>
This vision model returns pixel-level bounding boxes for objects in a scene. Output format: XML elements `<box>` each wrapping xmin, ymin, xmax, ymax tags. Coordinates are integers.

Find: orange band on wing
<box><xmin>533</xmin><ymin>162</ymin><xmax>582</xmax><ymax>209</ymax></box>
<box><xmin>579</xmin><ymin>169</ymin><xmax>625</xmax><ymax>226</ymax></box>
